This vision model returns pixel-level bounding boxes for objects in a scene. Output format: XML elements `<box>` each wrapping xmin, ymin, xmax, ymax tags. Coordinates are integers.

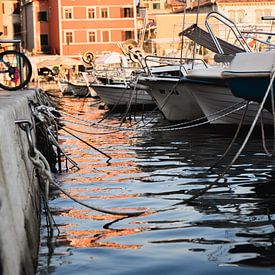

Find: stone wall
<box><xmin>0</xmin><ymin>89</ymin><xmax>41</xmax><ymax>275</ymax></box>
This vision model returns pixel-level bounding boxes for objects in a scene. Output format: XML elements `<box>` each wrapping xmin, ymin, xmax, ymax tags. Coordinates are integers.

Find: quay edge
<box><xmin>0</xmin><ymin>89</ymin><xmax>43</xmax><ymax>275</ymax></box>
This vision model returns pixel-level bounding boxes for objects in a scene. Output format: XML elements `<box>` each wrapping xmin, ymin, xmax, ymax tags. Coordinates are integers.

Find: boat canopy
<box><xmin>179</xmin><ymin>24</ymin><xmax>245</xmax><ymax>55</ymax></box>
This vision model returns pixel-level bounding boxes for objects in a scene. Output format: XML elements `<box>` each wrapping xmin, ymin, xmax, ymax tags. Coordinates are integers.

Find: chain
<box><xmin>60</xmin><ymin>102</ymin><xmax>250</xmax><ymax>133</ymax></box>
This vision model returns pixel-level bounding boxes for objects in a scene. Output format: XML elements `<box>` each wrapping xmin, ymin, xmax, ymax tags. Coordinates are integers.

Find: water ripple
<box><xmin>37</xmin><ymin>97</ymin><xmax>275</xmax><ymax>274</ymax></box>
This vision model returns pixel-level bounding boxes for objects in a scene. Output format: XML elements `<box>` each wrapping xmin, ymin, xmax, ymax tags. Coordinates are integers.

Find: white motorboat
<box><xmin>184</xmin><ymin>66</ymin><xmax>274</xmax><ymax>124</ymax></box>
<box><xmin>138</xmin><ymin>74</ymin><xmax>204</xmax><ymax>121</ymax></box>
<box><xmin>90</xmin><ymin>81</ymin><xmax>155</xmax><ymax>108</ymax></box>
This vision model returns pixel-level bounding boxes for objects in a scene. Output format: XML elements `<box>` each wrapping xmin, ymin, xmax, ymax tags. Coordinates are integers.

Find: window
<box><xmin>87</xmin><ymin>8</ymin><xmax>95</xmax><ymax>19</ymax></box>
<box><xmin>101</xmin><ymin>8</ymin><xmax>108</xmax><ymax>18</ymax></box>
<box><xmin>13</xmin><ymin>23</ymin><xmax>21</xmax><ymax>36</ymax></box>
<box><xmin>40</xmin><ymin>34</ymin><xmax>49</xmax><ymax>46</ymax></box>
<box><xmin>123</xmin><ymin>8</ymin><xmax>133</xmax><ymax>18</ymax></box>
<box><xmin>64</xmin><ymin>8</ymin><xmax>72</xmax><ymax>19</ymax></box>
<box><xmin>2</xmin><ymin>3</ymin><xmax>5</xmax><ymax>14</ymax></box>
<box><xmin>125</xmin><ymin>31</ymin><xmax>133</xmax><ymax>40</ymax></box>
<box><xmin>38</xmin><ymin>11</ymin><xmax>47</xmax><ymax>22</ymax></box>
<box><xmin>65</xmin><ymin>32</ymin><xmax>73</xmax><ymax>44</ymax></box>
<box><xmin>3</xmin><ymin>26</ymin><xmax>7</xmax><ymax>36</ymax></box>
<box><xmin>153</xmin><ymin>3</ymin><xmax>160</xmax><ymax>9</ymax></box>
<box><xmin>13</xmin><ymin>3</ymin><xmax>20</xmax><ymax>14</ymax></box>
<box><xmin>102</xmin><ymin>31</ymin><xmax>110</xmax><ymax>42</ymax></box>
<box><xmin>88</xmin><ymin>31</ymin><xmax>96</xmax><ymax>42</ymax></box>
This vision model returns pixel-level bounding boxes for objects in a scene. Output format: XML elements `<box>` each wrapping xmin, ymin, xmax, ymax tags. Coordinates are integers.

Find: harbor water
<box><xmin>37</xmin><ymin>95</ymin><xmax>275</xmax><ymax>274</ymax></box>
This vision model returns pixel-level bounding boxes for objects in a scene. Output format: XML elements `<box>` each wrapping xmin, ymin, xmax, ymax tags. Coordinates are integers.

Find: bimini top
<box><xmin>179</xmin><ymin>24</ymin><xmax>246</xmax><ymax>55</ymax></box>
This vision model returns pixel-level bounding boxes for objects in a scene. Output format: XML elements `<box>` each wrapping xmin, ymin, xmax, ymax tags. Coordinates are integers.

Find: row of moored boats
<box><xmin>60</xmin><ymin>12</ymin><xmax>275</xmax><ymax>126</ymax></box>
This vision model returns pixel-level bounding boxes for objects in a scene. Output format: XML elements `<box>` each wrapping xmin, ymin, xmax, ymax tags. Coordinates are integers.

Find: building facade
<box><xmin>137</xmin><ymin>0</ymin><xmax>185</xmax><ymax>52</ymax></box>
<box><xmin>1</xmin><ymin>0</ymin><xmax>20</xmax><ymax>40</ymax></box>
<box><xmin>179</xmin><ymin>0</ymin><xmax>275</xmax><ymax>34</ymax></box>
<box><xmin>22</xmin><ymin>0</ymin><xmax>137</xmax><ymax>57</ymax></box>
<box><xmin>137</xmin><ymin>0</ymin><xmax>185</xmax><ymax>28</ymax></box>
<box><xmin>0</xmin><ymin>1</ymin><xmax>3</xmax><ymax>35</ymax></box>
<box><xmin>18</xmin><ymin>0</ymin><xmax>275</xmax><ymax>56</ymax></box>
<box><xmin>149</xmin><ymin>0</ymin><xmax>274</xmax><ymax>55</ymax></box>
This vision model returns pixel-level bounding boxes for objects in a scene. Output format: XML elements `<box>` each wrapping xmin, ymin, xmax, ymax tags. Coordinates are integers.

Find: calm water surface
<box><xmin>37</xmin><ymin>96</ymin><xmax>275</xmax><ymax>274</ymax></box>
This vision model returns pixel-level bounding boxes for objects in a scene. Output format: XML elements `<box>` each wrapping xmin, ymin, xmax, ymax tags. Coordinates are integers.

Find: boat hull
<box><xmin>221</xmin><ymin>51</ymin><xmax>275</xmax><ymax>113</ymax></box>
<box><xmin>91</xmin><ymin>83</ymin><xmax>155</xmax><ymax>107</ymax></box>
<box><xmin>139</xmin><ymin>76</ymin><xmax>203</xmax><ymax>121</ymax></box>
<box><xmin>225</xmin><ymin>76</ymin><xmax>275</xmax><ymax>112</ymax></box>
<box><xmin>183</xmin><ymin>78</ymin><xmax>274</xmax><ymax>124</ymax></box>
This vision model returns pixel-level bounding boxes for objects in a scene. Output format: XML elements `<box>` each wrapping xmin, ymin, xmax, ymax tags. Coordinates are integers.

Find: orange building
<box><xmin>0</xmin><ymin>1</ymin><xmax>3</xmax><ymax>35</ymax></box>
<box><xmin>22</xmin><ymin>0</ymin><xmax>137</xmax><ymax>57</ymax></box>
<box><xmin>1</xmin><ymin>0</ymin><xmax>20</xmax><ymax>40</ymax></box>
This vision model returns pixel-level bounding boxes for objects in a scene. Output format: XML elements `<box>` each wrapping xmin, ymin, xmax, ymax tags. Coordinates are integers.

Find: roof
<box><xmin>173</xmin><ymin>0</ymin><xmax>274</xmax><ymax>12</ymax></box>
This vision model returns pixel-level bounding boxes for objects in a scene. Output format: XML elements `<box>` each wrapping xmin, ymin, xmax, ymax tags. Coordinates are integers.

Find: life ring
<box><xmin>82</xmin><ymin>51</ymin><xmax>95</xmax><ymax>65</ymax></box>
<box><xmin>128</xmin><ymin>47</ymin><xmax>145</xmax><ymax>63</ymax></box>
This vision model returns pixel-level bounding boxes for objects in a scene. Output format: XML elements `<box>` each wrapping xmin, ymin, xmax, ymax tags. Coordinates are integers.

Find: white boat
<box><xmin>138</xmin><ymin>74</ymin><xmax>204</xmax><ymax>121</ymax></box>
<box><xmin>139</xmin><ymin>62</ymin><xmax>273</xmax><ymax>124</ymax></box>
<box><xmin>90</xmin><ymin>82</ymin><xmax>155</xmax><ymax>108</ymax></box>
<box><xmin>170</xmin><ymin>11</ymin><xmax>273</xmax><ymax>124</ymax></box>
<box><xmin>137</xmin><ymin>56</ymin><xmax>206</xmax><ymax>121</ymax></box>
<box><xmin>221</xmin><ymin>51</ymin><xmax>275</xmax><ymax>113</ymax></box>
<box><xmin>184</xmin><ymin>67</ymin><xmax>274</xmax><ymax>124</ymax></box>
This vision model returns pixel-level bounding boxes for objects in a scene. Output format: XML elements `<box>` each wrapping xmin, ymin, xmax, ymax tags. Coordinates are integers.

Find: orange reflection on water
<box><xmin>59</xmin><ymin>101</ymin><xmax>142</xmax><ymax>183</ymax></box>
<box><xmin>62</xmin><ymin>209</ymin><xmax>124</xmax><ymax>221</ymax></box>
<box><xmin>59</xmin><ymin>216</ymin><xmax>145</xmax><ymax>250</ymax></box>
<box><xmin>55</xmin><ymin>98</ymin><xmax>148</xmax><ymax>250</ymax></box>
<box><xmin>69</xmin><ymin>237</ymin><xmax>142</xmax><ymax>250</ymax></box>
<box><xmin>59</xmin><ymin>188</ymin><xmax>139</xmax><ymax>200</ymax></box>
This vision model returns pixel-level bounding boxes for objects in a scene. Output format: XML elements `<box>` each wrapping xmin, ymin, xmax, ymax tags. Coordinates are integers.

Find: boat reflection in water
<box><xmin>214</xmin><ymin>178</ymin><xmax>275</xmax><ymax>268</ymax></box>
<box><xmin>133</xmin><ymin>125</ymin><xmax>275</xmax><ymax>269</ymax></box>
<box><xmin>37</xmin><ymin>96</ymin><xmax>275</xmax><ymax>274</ymax></box>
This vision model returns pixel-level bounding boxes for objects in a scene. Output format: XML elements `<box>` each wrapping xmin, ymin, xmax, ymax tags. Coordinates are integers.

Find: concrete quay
<box><xmin>0</xmin><ymin>89</ymin><xmax>41</xmax><ymax>275</ymax></box>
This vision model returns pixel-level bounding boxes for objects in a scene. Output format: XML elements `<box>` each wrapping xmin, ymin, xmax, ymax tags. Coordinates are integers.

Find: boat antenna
<box><xmin>192</xmin><ymin>0</ymin><xmax>200</xmax><ymax>69</ymax></box>
<box><xmin>180</xmin><ymin>4</ymin><xmax>187</xmax><ymax>72</ymax></box>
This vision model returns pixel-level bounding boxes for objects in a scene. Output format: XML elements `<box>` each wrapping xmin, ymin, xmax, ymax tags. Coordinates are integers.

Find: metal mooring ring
<box><xmin>15</xmin><ymin>119</ymin><xmax>36</xmax><ymax>157</ymax></box>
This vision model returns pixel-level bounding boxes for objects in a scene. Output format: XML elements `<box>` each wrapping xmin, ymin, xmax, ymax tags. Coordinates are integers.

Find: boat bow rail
<box><xmin>179</xmin><ymin>23</ymin><xmax>245</xmax><ymax>55</ymax></box>
<box><xmin>143</xmin><ymin>55</ymin><xmax>208</xmax><ymax>77</ymax></box>
<box><xmin>178</xmin><ymin>11</ymin><xmax>251</xmax><ymax>58</ymax></box>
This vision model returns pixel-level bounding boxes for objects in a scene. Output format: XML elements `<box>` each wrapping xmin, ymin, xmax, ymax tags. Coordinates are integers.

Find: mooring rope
<box><xmin>208</xmin><ymin>101</ymin><xmax>251</xmax><ymax>171</ymax></box>
<box><xmin>16</xmin><ymin>117</ymin><xmax>147</xmax><ymax>217</ymax></box>
<box><xmin>31</xmin><ymin>148</ymin><xmax>146</xmax><ymax>217</ymax></box>
<box><xmin>61</xmin><ymin>127</ymin><xmax>112</xmax><ymax>162</ymax></box>
<box><xmin>260</xmin><ymin>112</ymin><xmax>272</xmax><ymax>157</ymax></box>
<box><xmin>221</xmin><ymin>69</ymin><xmax>275</xmax><ymax>171</ymax></box>
<box><xmin>270</xmin><ymin>78</ymin><xmax>275</xmax><ymax>155</ymax></box>
<box><xmin>185</xmin><ymin>69</ymin><xmax>275</xmax><ymax>203</ymax></box>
